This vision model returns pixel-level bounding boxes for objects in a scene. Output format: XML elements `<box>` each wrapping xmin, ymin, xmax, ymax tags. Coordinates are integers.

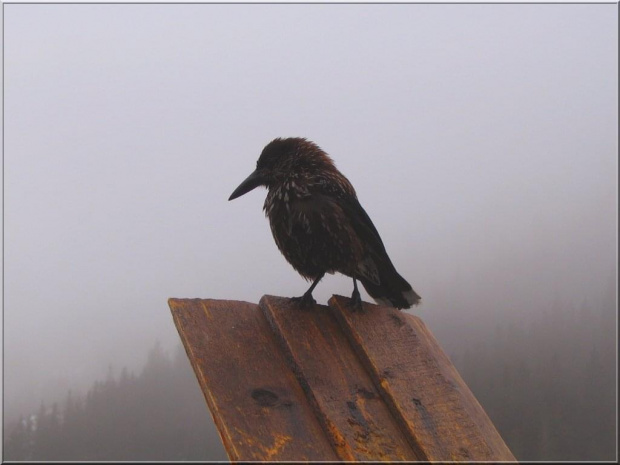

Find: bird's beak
<box><xmin>228</xmin><ymin>169</ymin><xmax>265</xmax><ymax>201</ymax></box>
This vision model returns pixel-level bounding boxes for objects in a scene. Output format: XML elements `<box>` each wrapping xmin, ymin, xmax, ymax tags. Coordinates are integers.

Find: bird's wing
<box><xmin>336</xmin><ymin>194</ymin><xmax>419</xmax><ymax>308</ymax></box>
<box><xmin>338</xmin><ymin>195</ymin><xmax>387</xmax><ymax>255</ymax></box>
<box><xmin>309</xmin><ymin>178</ymin><xmax>388</xmax><ymax>255</ymax></box>
<box><xmin>310</xmin><ymin>184</ymin><xmax>394</xmax><ymax>272</ymax></box>
<box><xmin>305</xmin><ymin>181</ymin><xmax>418</xmax><ymax>308</ymax></box>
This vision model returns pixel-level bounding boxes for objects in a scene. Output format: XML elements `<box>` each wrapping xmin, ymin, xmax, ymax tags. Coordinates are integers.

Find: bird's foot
<box><xmin>349</xmin><ymin>289</ymin><xmax>364</xmax><ymax>313</ymax></box>
<box><xmin>291</xmin><ymin>292</ymin><xmax>316</xmax><ymax>309</ymax></box>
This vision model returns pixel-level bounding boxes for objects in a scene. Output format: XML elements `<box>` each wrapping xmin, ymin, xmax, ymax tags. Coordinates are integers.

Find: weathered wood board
<box><xmin>329</xmin><ymin>295</ymin><xmax>516</xmax><ymax>462</ymax></box>
<box><xmin>169</xmin><ymin>298</ymin><xmax>338</xmax><ymax>461</ymax></box>
<box><xmin>260</xmin><ymin>295</ymin><xmax>421</xmax><ymax>461</ymax></box>
<box><xmin>169</xmin><ymin>296</ymin><xmax>517</xmax><ymax>462</ymax></box>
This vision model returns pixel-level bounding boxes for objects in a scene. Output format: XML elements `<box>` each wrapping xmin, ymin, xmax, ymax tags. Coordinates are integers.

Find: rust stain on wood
<box><xmin>169</xmin><ymin>295</ymin><xmax>516</xmax><ymax>462</ymax></box>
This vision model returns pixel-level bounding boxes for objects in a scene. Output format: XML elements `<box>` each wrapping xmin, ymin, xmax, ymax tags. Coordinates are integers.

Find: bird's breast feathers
<box><xmin>265</xmin><ymin>183</ymin><xmax>374</xmax><ymax>280</ymax></box>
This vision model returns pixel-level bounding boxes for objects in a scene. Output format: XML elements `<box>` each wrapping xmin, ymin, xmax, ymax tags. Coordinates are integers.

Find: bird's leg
<box><xmin>350</xmin><ymin>278</ymin><xmax>364</xmax><ymax>312</ymax></box>
<box><xmin>291</xmin><ymin>272</ymin><xmax>325</xmax><ymax>308</ymax></box>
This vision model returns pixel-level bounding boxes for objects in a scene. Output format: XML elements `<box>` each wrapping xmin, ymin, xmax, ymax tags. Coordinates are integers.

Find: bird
<box><xmin>228</xmin><ymin>137</ymin><xmax>420</xmax><ymax>310</ymax></box>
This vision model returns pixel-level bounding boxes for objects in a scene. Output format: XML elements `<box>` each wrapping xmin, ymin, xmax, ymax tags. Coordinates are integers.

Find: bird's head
<box><xmin>228</xmin><ymin>137</ymin><xmax>335</xmax><ymax>201</ymax></box>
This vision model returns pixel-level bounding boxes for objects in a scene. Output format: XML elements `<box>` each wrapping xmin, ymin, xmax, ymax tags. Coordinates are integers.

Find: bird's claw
<box><xmin>291</xmin><ymin>293</ymin><xmax>316</xmax><ymax>309</ymax></box>
<box><xmin>349</xmin><ymin>290</ymin><xmax>364</xmax><ymax>313</ymax></box>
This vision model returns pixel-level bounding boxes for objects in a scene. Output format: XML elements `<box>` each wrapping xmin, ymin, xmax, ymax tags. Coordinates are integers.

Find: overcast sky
<box><xmin>3</xmin><ymin>3</ymin><xmax>617</xmax><ymax>419</ymax></box>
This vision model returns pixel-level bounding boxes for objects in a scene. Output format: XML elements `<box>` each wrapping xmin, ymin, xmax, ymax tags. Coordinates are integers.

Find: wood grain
<box><xmin>259</xmin><ymin>295</ymin><xmax>421</xmax><ymax>462</ymax></box>
<box><xmin>328</xmin><ymin>295</ymin><xmax>517</xmax><ymax>462</ymax></box>
<box><xmin>169</xmin><ymin>295</ymin><xmax>516</xmax><ymax>462</ymax></box>
<box><xmin>169</xmin><ymin>298</ymin><xmax>338</xmax><ymax>462</ymax></box>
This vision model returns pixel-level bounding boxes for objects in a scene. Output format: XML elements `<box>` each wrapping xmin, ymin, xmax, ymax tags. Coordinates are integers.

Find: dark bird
<box><xmin>228</xmin><ymin>137</ymin><xmax>421</xmax><ymax>310</ymax></box>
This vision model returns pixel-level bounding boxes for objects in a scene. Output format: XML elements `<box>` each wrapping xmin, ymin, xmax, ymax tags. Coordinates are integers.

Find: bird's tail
<box><xmin>359</xmin><ymin>262</ymin><xmax>420</xmax><ymax>310</ymax></box>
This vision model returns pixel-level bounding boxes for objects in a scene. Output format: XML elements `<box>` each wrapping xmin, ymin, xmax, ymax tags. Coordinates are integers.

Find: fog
<box><xmin>3</xmin><ymin>3</ymin><xmax>617</xmax><ymax>459</ymax></box>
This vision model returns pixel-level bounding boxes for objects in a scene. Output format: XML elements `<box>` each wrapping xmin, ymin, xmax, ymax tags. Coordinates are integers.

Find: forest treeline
<box><xmin>4</xmin><ymin>281</ymin><xmax>616</xmax><ymax>461</ymax></box>
<box><xmin>4</xmin><ymin>343</ymin><xmax>228</xmax><ymax>461</ymax></box>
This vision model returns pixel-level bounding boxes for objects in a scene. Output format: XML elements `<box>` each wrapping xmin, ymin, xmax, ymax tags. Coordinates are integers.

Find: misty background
<box><xmin>3</xmin><ymin>3</ymin><xmax>617</xmax><ymax>461</ymax></box>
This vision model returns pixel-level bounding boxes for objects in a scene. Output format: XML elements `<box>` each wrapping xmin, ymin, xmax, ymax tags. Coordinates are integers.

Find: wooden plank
<box><xmin>328</xmin><ymin>295</ymin><xmax>517</xmax><ymax>462</ymax></box>
<box><xmin>169</xmin><ymin>298</ymin><xmax>339</xmax><ymax>462</ymax></box>
<box><xmin>259</xmin><ymin>295</ymin><xmax>422</xmax><ymax>462</ymax></box>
